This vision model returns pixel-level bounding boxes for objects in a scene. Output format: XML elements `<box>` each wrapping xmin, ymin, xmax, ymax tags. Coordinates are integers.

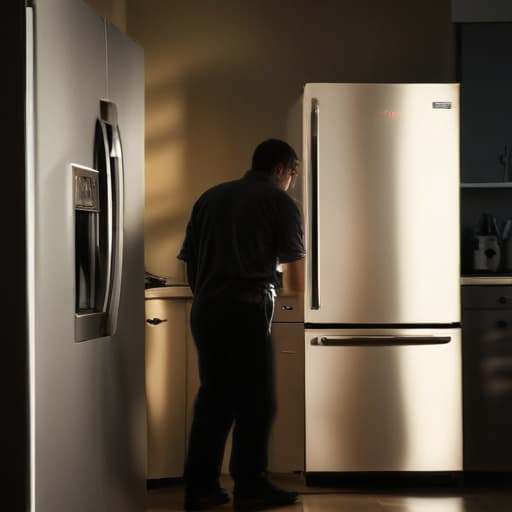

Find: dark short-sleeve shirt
<box><xmin>178</xmin><ymin>170</ymin><xmax>305</xmax><ymax>299</ymax></box>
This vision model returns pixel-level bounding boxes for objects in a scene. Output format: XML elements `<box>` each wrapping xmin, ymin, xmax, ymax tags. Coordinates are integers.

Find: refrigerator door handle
<box><xmin>310</xmin><ymin>98</ymin><xmax>320</xmax><ymax>310</ymax></box>
<box><xmin>94</xmin><ymin>118</ymin><xmax>114</xmax><ymax>313</ymax></box>
<box><xmin>103</xmin><ymin>101</ymin><xmax>124</xmax><ymax>337</ymax></box>
<box><xmin>312</xmin><ymin>335</ymin><xmax>452</xmax><ymax>346</ymax></box>
<box><xmin>94</xmin><ymin>100</ymin><xmax>125</xmax><ymax>336</ymax></box>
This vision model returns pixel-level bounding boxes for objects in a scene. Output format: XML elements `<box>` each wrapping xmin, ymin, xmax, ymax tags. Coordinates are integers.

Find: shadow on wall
<box><xmin>127</xmin><ymin>0</ymin><xmax>456</xmax><ymax>281</ymax></box>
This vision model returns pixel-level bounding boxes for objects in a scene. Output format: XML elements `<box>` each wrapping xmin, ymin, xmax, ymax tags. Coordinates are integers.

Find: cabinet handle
<box><xmin>146</xmin><ymin>318</ymin><xmax>168</xmax><ymax>325</ymax></box>
<box><xmin>497</xmin><ymin>296</ymin><xmax>512</xmax><ymax>304</ymax></box>
<box><xmin>281</xmin><ymin>305</ymin><xmax>294</xmax><ymax>311</ymax></box>
<box><xmin>496</xmin><ymin>319</ymin><xmax>508</xmax><ymax>329</ymax></box>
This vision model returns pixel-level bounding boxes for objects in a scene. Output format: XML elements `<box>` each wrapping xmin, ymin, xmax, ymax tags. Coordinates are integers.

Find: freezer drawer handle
<box><xmin>146</xmin><ymin>318</ymin><xmax>168</xmax><ymax>326</ymax></box>
<box><xmin>312</xmin><ymin>335</ymin><xmax>451</xmax><ymax>346</ymax></box>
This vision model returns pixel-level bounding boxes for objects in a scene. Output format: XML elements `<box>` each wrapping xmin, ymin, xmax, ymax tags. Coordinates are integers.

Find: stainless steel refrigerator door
<box><xmin>305</xmin><ymin>328</ymin><xmax>463</xmax><ymax>472</ymax></box>
<box><xmin>31</xmin><ymin>2</ymin><xmax>145</xmax><ymax>511</ymax></box>
<box><xmin>105</xmin><ymin>20</ymin><xmax>147</xmax><ymax>504</ymax></box>
<box><xmin>303</xmin><ymin>83</ymin><xmax>460</xmax><ymax>324</ymax></box>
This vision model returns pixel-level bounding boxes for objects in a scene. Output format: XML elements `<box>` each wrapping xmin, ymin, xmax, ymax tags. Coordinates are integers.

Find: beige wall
<box><xmin>126</xmin><ymin>0</ymin><xmax>456</xmax><ymax>282</ymax></box>
<box><xmin>86</xmin><ymin>0</ymin><xmax>126</xmax><ymax>31</ymax></box>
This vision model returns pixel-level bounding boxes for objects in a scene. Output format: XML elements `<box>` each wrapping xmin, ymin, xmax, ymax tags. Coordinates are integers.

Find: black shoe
<box><xmin>234</xmin><ymin>477</ymin><xmax>299</xmax><ymax>511</ymax></box>
<box><xmin>184</xmin><ymin>487</ymin><xmax>230</xmax><ymax>511</ymax></box>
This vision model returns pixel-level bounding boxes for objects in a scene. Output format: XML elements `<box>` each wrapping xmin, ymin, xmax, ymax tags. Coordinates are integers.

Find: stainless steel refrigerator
<box><xmin>303</xmin><ymin>83</ymin><xmax>462</xmax><ymax>475</ymax></box>
<box><xmin>6</xmin><ymin>1</ymin><xmax>145</xmax><ymax>510</ymax></box>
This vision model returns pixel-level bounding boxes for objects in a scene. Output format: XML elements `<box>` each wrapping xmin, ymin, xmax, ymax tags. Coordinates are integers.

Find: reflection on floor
<box><xmin>146</xmin><ymin>473</ymin><xmax>512</xmax><ymax>512</ymax></box>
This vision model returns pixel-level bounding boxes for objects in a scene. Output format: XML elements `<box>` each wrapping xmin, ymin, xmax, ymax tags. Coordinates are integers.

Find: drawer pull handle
<box><xmin>281</xmin><ymin>305</ymin><xmax>294</xmax><ymax>311</ymax></box>
<box><xmin>146</xmin><ymin>318</ymin><xmax>168</xmax><ymax>325</ymax></box>
<box><xmin>496</xmin><ymin>320</ymin><xmax>508</xmax><ymax>329</ymax></box>
<box><xmin>497</xmin><ymin>296</ymin><xmax>512</xmax><ymax>304</ymax></box>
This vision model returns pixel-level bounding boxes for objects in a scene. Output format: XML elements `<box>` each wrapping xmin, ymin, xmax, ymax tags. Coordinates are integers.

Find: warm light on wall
<box><xmin>145</xmin><ymin>92</ymin><xmax>188</xmax><ymax>279</ymax></box>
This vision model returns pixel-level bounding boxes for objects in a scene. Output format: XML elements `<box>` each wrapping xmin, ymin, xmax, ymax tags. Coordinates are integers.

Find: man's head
<box><xmin>251</xmin><ymin>139</ymin><xmax>299</xmax><ymax>191</ymax></box>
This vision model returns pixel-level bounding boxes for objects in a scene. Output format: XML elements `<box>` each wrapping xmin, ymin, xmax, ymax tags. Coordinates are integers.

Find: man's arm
<box><xmin>280</xmin><ymin>258</ymin><xmax>305</xmax><ymax>294</ymax></box>
<box><xmin>183</xmin><ymin>262</ymin><xmax>196</xmax><ymax>294</ymax></box>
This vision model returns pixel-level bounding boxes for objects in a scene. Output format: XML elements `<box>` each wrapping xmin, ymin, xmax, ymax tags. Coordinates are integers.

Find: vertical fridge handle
<box><xmin>310</xmin><ymin>99</ymin><xmax>320</xmax><ymax>310</ymax></box>
<box><xmin>101</xmin><ymin>100</ymin><xmax>124</xmax><ymax>337</ymax></box>
<box><xmin>93</xmin><ymin>100</ymin><xmax>124</xmax><ymax>336</ymax></box>
<box><xmin>94</xmin><ymin>119</ymin><xmax>114</xmax><ymax>313</ymax></box>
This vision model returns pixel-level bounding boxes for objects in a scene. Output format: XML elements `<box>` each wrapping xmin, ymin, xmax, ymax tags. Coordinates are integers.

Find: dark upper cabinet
<box><xmin>452</xmin><ymin>0</ymin><xmax>512</xmax><ymax>23</ymax></box>
<box><xmin>459</xmin><ymin>23</ymin><xmax>512</xmax><ymax>275</ymax></box>
<box><xmin>460</xmin><ymin>23</ymin><xmax>512</xmax><ymax>183</ymax></box>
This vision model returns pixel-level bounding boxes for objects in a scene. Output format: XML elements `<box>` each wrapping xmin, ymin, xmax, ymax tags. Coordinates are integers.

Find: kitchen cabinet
<box><xmin>268</xmin><ymin>293</ymin><xmax>305</xmax><ymax>473</ymax></box>
<box><xmin>452</xmin><ymin>1</ymin><xmax>512</xmax><ymax>23</ymax></box>
<box><xmin>460</xmin><ymin>28</ymin><xmax>512</xmax><ymax>467</ymax></box>
<box><xmin>459</xmin><ymin>23</ymin><xmax>512</xmax><ymax>276</ymax></box>
<box><xmin>145</xmin><ymin>288</ymin><xmax>192</xmax><ymax>479</ymax></box>
<box><xmin>147</xmin><ymin>289</ymin><xmax>305</xmax><ymax>479</ymax></box>
<box><xmin>459</xmin><ymin>23</ymin><xmax>512</xmax><ymax>184</ymax></box>
<box><xmin>462</xmin><ymin>285</ymin><xmax>512</xmax><ymax>471</ymax></box>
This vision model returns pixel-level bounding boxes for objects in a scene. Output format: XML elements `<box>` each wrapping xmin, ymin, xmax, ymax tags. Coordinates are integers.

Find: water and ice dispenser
<box><xmin>74</xmin><ymin>100</ymin><xmax>124</xmax><ymax>342</ymax></box>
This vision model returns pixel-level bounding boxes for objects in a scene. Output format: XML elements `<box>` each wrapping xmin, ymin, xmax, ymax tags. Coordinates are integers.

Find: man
<box><xmin>178</xmin><ymin>139</ymin><xmax>305</xmax><ymax>511</ymax></box>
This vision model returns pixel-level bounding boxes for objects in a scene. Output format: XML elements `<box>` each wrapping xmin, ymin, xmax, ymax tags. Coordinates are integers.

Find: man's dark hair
<box><xmin>251</xmin><ymin>139</ymin><xmax>298</xmax><ymax>174</ymax></box>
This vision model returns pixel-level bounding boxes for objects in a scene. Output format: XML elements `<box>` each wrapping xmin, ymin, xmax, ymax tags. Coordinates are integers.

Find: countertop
<box><xmin>145</xmin><ymin>278</ymin><xmax>512</xmax><ymax>299</ymax></box>
<box><xmin>461</xmin><ymin>275</ymin><xmax>512</xmax><ymax>285</ymax></box>
<box><xmin>144</xmin><ymin>286</ymin><xmax>303</xmax><ymax>300</ymax></box>
<box><xmin>145</xmin><ymin>285</ymin><xmax>192</xmax><ymax>299</ymax></box>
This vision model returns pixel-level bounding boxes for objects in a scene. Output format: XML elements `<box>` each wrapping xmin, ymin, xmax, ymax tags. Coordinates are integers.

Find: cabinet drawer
<box><xmin>273</xmin><ymin>293</ymin><xmax>304</xmax><ymax>322</ymax></box>
<box><xmin>462</xmin><ymin>308</ymin><xmax>512</xmax><ymax>470</ymax></box>
<box><xmin>463</xmin><ymin>309</ymin><xmax>512</xmax><ymax>339</ymax></box>
<box><xmin>462</xmin><ymin>285</ymin><xmax>512</xmax><ymax>309</ymax></box>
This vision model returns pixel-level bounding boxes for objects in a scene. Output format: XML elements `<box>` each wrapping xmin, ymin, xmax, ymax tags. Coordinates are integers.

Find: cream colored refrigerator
<box><xmin>303</xmin><ymin>83</ymin><xmax>462</xmax><ymax>476</ymax></box>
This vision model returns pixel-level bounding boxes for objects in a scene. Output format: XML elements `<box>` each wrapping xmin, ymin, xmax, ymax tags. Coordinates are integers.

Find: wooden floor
<box><xmin>146</xmin><ymin>473</ymin><xmax>512</xmax><ymax>511</ymax></box>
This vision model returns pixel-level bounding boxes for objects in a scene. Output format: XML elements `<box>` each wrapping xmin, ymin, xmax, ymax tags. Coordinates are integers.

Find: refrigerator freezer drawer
<box><xmin>305</xmin><ymin>327</ymin><xmax>462</xmax><ymax>472</ymax></box>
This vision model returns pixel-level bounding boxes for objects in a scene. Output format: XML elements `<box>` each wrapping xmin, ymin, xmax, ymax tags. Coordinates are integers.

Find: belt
<box><xmin>236</xmin><ymin>288</ymin><xmax>274</xmax><ymax>304</ymax></box>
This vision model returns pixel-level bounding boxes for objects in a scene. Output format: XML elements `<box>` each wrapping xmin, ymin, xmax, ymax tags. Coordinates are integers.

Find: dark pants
<box><xmin>184</xmin><ymin>293</ymin><xmax>276</xmax><ymax>492</ymax></box>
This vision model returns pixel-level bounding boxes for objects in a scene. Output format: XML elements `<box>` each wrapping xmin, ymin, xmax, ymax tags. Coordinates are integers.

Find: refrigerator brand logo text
<box><xmin>432</xmin><ymin>101</ymin><xmax>452</xmax><ymax>109</ymax></box>
<box><xmin>380</xmin><ymin>110</ymin><xmax>397</xmax><ymax>120</ymax></box>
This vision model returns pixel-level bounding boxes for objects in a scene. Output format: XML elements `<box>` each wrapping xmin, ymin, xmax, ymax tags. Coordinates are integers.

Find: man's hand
<box><xmin>280</xmin><ymin>258</ymin><xmax>305</xmax><ymax>294</ymax></box>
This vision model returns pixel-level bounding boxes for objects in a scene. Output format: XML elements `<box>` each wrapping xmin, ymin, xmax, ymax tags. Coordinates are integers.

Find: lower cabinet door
<box><xmin>146</xmin><ymin>298</ymin><xmax>188</xmax><ymax>479</ymax></box>
<box><xmin>268</xmin><ymin>322</ymin><xmax>305</xmax><ymax>472</ymax></box>
<box><xmin>463</xmin><ymin>307</ymin><xmax>512</xmax><ymax>471</ymax></box>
